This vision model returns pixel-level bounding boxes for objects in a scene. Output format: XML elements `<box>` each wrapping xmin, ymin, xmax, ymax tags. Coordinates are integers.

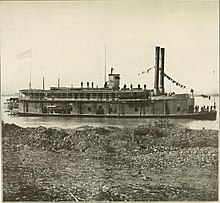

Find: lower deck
<box><xmin>16</xmin><ymin>96</ymin><xmax>217</xmax><ymax>120</ymax></box>
<box><xmin>19</xmin><ymin>97</ymin><xmax>194</xmax><ymax>117</ymax></box>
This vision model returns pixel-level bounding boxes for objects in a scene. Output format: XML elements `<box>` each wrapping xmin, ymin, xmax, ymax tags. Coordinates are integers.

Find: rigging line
<box><xmin>211</xmin><ymin>120</ymin><xmax>218</xmax><ymax>128</ymax></box>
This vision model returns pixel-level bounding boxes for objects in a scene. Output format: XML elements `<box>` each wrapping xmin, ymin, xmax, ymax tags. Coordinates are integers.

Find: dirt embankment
<box><xmin>2</xmin><ymin>120</ymin><xmax>218</xmax><ymax>201</ymax></box>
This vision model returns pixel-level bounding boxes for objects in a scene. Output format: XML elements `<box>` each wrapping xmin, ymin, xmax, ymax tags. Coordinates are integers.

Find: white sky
<box><xmin>1</xmin><ymin>0</ymin><xmax>219</xmax><ymax>95</ymax></box>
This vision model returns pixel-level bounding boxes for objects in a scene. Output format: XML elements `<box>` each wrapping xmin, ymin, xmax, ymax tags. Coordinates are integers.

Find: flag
<box><xmin>17</xmin><ymin>49</ymin><xmax>32</xmax><ymax>59</ymax></box>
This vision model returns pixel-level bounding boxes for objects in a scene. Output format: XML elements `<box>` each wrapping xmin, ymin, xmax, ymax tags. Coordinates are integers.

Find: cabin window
<box><xmin>177</xmin><ymin>107</ymin><xmax>180</xmax><ymax>111</ymax></box>
<box><xmin>86</xmin><ymin>93</ymin><xmax>90</xmax><ymax>100</ymax></box>
<box><xmin>56</xmin><ymin>93</ymin><xmax>61</xmax><ymax>98</ymax></box>
<box><xmin>106</xmin><ymin>93</ymin><xmax>109</xmax><ymax>99</ymax></box>
<box><xmin>92</xmin><ymin>93</ymin><xmax>97</xmax><ymax>99</ymax></box>
<box><xmin>62</xmin><ymin>93</ymin><xmax>67</xmax><ymax>98</ymax></box>
<box><xmin>109</xmin><ymin>107</ymin><xmax>113</xmax><ymax>114</ymax></box>
<box><xmin>135</xmin><ymin>107</ymin><xmax>139</xmax><ymax>112</ymax></box>
<box><xmin>88</xmin><ymin>107</ymin><xmax>91</xmax><ymax>112</ymax></box>
<box><xmin>119</xmin><ymin>93</ymin><xmax>123</xmax><ymax>98</ymax></box>
<box><xmin>121</xmin><ymin>93</ymin><xmax>126</xmax><ymax>98</ymax></box>
<box><xmin>50</xmin><ymin>93</ymin><xmax>55</xmax><ymax>98</ymax></box>
<box><xmin>74</xmin><ymin>93</ymin><xmax>78</xmax><ymax>99</ymax></box>
<box><xmin>98</xmin><ymin>93</ymin><xmax>103</xmax><ymax>99</ymax></box>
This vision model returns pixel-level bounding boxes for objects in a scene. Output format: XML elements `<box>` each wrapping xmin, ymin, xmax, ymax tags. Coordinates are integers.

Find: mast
<box><xmin>213</xmin><ymin>70</ymin><xmax>216</xmax><ymax>108</ymax></box>
<box><xmin>43</xmin><ymin>77</ymin><xmax>45</xmax><ymax>90</ymax></box>
<box><xmin>58</xmin><ymin>78</ymin><xmax>60</xmax><ymax>88</ymax></box>
<box><xmin>29</xmin><ymin>61</ymin><xmax>32</xmax><ymax>89</ymax></box>
<box><xmin>104</xmin><ymin>44</ymin><xmax>107</xmax><ymax>83</ymax></box>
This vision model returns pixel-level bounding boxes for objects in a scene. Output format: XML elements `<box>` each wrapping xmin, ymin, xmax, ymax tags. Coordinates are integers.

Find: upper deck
<box><xmin>19</xmin><ymin>87</ymin><xmax>151</xmax><ymax>101</ymax></box>
<box><xmin>19</xmin><ymin>87</ymin><xmax>192</xmax><ymax>103</ymax></box>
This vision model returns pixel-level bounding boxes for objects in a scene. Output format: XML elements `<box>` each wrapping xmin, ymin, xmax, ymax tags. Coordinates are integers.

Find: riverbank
<box><xmin>2</xmin><ymin>120</ymin><xmax>218</xmax><ymax>201</ymax></box>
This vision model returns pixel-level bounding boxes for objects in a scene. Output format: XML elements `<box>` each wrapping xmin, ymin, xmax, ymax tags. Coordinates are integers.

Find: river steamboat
<box><xmin>17</xmin><ymin>47</ymin><xmax>217</xmax><ymax>120</ymax></box>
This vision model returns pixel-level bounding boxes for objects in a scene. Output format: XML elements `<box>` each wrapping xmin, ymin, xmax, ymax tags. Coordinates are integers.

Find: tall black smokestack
<box><xmin>159</xmin><ymin>48</ymin><xmax>165</xmax><ymax>94</ymax></box>
<box><xmin>154</xmin><ymin>46</ymin><xmax>160</xmax><ymax>95</ymax></box>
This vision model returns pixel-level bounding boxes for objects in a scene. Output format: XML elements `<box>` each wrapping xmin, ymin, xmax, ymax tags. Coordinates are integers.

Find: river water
<box><xmin>2</xmin><ymin>96</ymin><xmax>219</xmax><ymax>130</ymax></box>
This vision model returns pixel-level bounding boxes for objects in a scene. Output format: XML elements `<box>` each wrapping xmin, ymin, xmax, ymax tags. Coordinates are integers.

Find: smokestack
<box><xmin>159</xmin><ymin>48</ymin><xmax>165</xmax><ymax>94</ymax></box>
<box><xmin>154</xmin><ymin>46</ymin><xmax>160</xmax><ymax>95</ymax></box>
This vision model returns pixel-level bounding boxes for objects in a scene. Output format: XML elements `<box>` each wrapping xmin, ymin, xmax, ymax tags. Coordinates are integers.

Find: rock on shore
<box><xmin>2</xmin><ymin>119</ymin><xmax>218</xmax><ymax>201</ymax></box>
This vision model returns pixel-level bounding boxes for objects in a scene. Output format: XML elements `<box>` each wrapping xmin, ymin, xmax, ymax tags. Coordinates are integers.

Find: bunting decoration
<box><xmin>164</xmin><ymin>73</ymin><xmax>186</xmax><ymax>89</ymax></box>
<box><xmin>138</xmin><ymin>66</ymin><xmax>155</xmax><ymax>75</ymax></box>
<box><xmin>137</xmin><ymin>67</ymin><xmax>188</xmax><ymax>90</ymax></box>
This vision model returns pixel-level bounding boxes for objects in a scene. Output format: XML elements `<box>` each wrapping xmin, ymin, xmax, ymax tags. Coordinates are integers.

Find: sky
<box><xmin>1</xmin><ymin>0</ymin><xmax>219</xmax><ymax>95</ymax></box>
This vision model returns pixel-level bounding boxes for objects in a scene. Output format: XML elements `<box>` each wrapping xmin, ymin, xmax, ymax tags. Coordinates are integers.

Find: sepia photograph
<box><xmin>1</xmin><ymin>0</ymin><xmax>219</xmax><ymax>201</ymax></box>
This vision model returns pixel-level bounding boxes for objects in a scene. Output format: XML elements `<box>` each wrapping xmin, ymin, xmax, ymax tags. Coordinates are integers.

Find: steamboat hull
<box><xmin>17</xmin><ymin>111</ymin><xmax>217</xmax><ymax>120</ymax></box>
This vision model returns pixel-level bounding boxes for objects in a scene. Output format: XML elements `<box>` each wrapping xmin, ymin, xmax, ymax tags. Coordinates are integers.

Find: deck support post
<box><xmin>105</xmin><ymin>100</ymin><xmax>107</xmax><ymax>117</ymax></box>
<box><xmin>76</xmin><ymin>100</ymin><xmax>78</xmax><ymax>116</ymax></box>
<box><xmin>139</xmin><ymin>103</ymin><xmax>142</xmax><ymax>116</ymax></box>
<box><xmin>164</xmin><ymin>99</ymin><xmax>166</xmax><ymax>116</ymax></box>
<box><xmin>152</xmin><ymin>102</ymin><xmax>155</xmax><ymax>115</ymax></box>
<box><xmin>118</xmin><ymin>100</ymin><xmax>120</xmax><ymax>118</ymax></box>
